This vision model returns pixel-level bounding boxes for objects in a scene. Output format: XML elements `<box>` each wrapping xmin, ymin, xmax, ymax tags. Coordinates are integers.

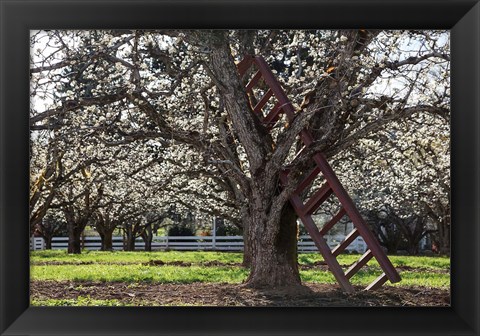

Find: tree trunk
<box><xmin>44</xmin><ymin>236</ymin><xmax>53</xmax><ymax>250</ymax></box>
<box><xmin>426</xmin><ymin>203</ymin><xmax>450</xmax><ymax>256</ymax></box>
<box><xmin>68</xmin><ymin>227</ymin><xmax>82</xmax><ymax>254</ymax></box>
<box><xmin>244</xmin><ymin>203</ymin><xmax>301</xmax><ymax>288</ymax></box>
<box><xmin>124</xmin><ymin>226</ymin><xmax>136</xmax><ymax>251</ymax></box>
<box><xmin>144</xmin><ymin>238</ymin><xmax>152</xmax><ymax>252</ymax></box>
<box><xmin>97</xmin><ymin>225</ymin><xmax>116</xmax><ymax>251</ymax></box>
<box><xmin>142</xmin><ymin>225</ymin><xmax>153</xmax><ymax>251</ymax></box>
<box><xmin>406</xmin><ymin>240</ymin><xmax>419</xmax><ymax>255</ymax></box>
<box><xmin>99</xmin><ymin>232</ymin><xmax>105</xmax><ymax>250</ymax></box>
<box><xmin>437</xmin><ymin>210</ymin><xmax>450</xmax><ymax>255</ymax></box>
<box><xmin>242</xmin><ymin>220</ymin><xmax>252</xmax><ymax>268</ymax></box>
<box><xmin>202</xmin><ymin>30</ymin><xmax>302</xmax><ymax>288</ymax></box>
<box><xmin>438</xmin><ymin>222</ymin><xmax>450</xmax><ymax>255</ymax></box>
<box><xmin>381</xmin><ymin>231</ymin><xmax>401</xmax><ymax>255</ymax></box>
<box><xmin>101</xmin><ymin>230</ymin><xmax>114</xmax><ymax>251</ymax></box>
<box><xmin>127</xmin><ymin>237</ymin><xmax>135</xmax><ymax>251</ymax></box>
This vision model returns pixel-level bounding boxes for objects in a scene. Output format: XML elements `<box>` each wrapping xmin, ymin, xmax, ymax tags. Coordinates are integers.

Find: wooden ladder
<box><xmin>237</xmin><ymin>55</ymin><xmax>401</xmax><ymax>293</ymax></box>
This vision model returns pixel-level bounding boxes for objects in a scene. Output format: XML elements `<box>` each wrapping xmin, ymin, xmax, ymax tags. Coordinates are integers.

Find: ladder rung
<box><xmin>365</xmin><ymin>272</ymin><xmax>388</xmax><ymax>291</ymax></box>
<box><xmin>263</xmin><ymin>102</ymin><xmax>283</xmax><ymax>128</ymax></box>
<box><xmin>253</xmin><ymin>89</ymin><xmax>273</xmax><ymax>113</ymax></box>
<box><xmin>312</xmin><ymin>151</ymin><xmax>401</xmax><ymax>284</ymax></box>
<box><xmin>319</xmin><ymin>207</ymin><xmax>346</xmax><ymax>235</ymax></box>
<box><xmin>252</xmin><ymin>56</ymin><xmax>296</xmax><ymax>120</ymax></box>
<box><xmin>245</xmin><ymin>70</ymin><xmax>262</xmax><ymax>92</ymax></box>
<box><xmin>294</xmin><ymin>166</ymin><xmax>321</xmax><ymax>194</ymax></box>
<box><xmin>298</xmin><ymin>217</ymin><xmax>354</xmax><ymax>293</ymax></box>
<box><xmin>332</xmin><ymin>228</ymin><xmax>360</xmax><ymax>257</ymax></box>
<box><xmin>302</xmin><ymin>183</ymin><xmax>332</xmax><ymax>215</ymax></box>
<box><xmin>284</xmin><ymin>190</ymin><xmax>354</xmax><ymax>293</ymax></box>
<box><xmin>345</xmin><ymin>249</ymin><xmax>373</xmax><ymax>279</ymax></box>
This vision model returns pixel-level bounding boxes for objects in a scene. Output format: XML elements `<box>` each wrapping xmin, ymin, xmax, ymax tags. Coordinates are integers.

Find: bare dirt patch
<box><xmin>31</xmin><ymin>280</ymin><xmax>450</xmax><ymax>307</ymax></box>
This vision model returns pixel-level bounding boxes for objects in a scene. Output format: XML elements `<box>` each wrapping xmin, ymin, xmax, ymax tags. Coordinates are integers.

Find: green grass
<box><xmin>30</xmin><ymin>250</ymin><xmax>450</xmax><ymax>289</ymax></box>
<box><xmin>388</xmin><ymin>255</ymin><xmax>450</xmax><ymax>270</ymax></box>
<box><xmin>298</xmin><ymin>254</ymin><xmax>450</xmax><ymax>271</ymax></box>
<box><xmin>301</xmin><ymin>269</ymin><xmax>449</xmax><ymax>288</ymax></box>
<box><xmin>30</xmin><ymin>251</ymin><xmax>450</xmax><ymax>306</ymax></box>
<box><xmin>31</xmin><ymin>250</ymin><xmax>243</xmax><ymax>264</ymax></box>
<box><xmin>31</xmin><ymin>250</ymin><xmax>450</xmax><ymax>271</ymax></box>
<box><xmin>31</xmin><ymin>264</ymin><xmax>249</xmax><ymax>283</ymax></box>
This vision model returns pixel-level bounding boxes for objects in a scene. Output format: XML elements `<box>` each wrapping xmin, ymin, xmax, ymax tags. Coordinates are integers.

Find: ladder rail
<box><xmin>280</xmin><ymin>173</ymin><xmax>354</xmax><ymax>293</ymax></box>
<box><xmin>319</xmin><ymin>207</ymin><xmax>346</xmax><ymax>235</ymax></box>
<box><xmin>312</xmin><ymin>152</ymin><xmax>401</xmax><ymax>283</ymax></box>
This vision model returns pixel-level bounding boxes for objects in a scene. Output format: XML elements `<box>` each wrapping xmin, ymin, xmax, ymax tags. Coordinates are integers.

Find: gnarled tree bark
<box><xmin>202</xmin><ymin>31</ymin><xmax>302</xmax><ymax>288</ymax></box>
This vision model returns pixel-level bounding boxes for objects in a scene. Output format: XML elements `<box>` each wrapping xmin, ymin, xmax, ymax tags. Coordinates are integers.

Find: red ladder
<box><xmin>237</xmin><ymin>55</ymin><xmax>401</xmax><ymax>293</ymax></box>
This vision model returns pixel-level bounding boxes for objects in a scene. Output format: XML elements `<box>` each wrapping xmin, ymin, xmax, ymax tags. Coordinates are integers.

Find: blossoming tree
<box><xmin>30</xmin><ymin>29</ymin><xmax>450</xmax><ymax>287</ymax></box>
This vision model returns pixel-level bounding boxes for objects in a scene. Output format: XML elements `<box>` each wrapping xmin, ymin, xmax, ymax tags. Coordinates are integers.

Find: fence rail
<box><xmin>30</xmin><ymin>235</ymin><xmax>367</xmax><ymax>253</ymax></box>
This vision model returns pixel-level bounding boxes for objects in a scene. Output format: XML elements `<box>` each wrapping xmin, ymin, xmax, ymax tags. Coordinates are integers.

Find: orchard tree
<box><xmin>335</xmin><ymin>112</ymin><xmax>450</xmax><ymax>254</ymax></box>
<box><xmin>364</xmin><ymin>205</ymin><xmax>404</xmax><ymax>254</ymax></box>
<box><xmin>88</xmin><ymin>144</ymin><xmax>165</xmax><ymax>251</ymax></box>
<box><xmin>30</xmin><ymin>137</ymin><xmax>64</xmax><ymax>229</ymax></box>
<box><xmin>30</xmin><ymin>29</ymin><xmax>450</xmax><ymax>288</ymax></box>
<box><xmin>54</xmin><ymin>166</ymin><xmax>104</xmax><ymax>254</ymax></box>
<box><xmin>30</xmin><ymin>129</ymin><xmax>111</xmax><ymax>251</ymax></box>
<box><xmin>33</xmin><ymin>210</ymin><xmax>67</xmax><ymax>249</ymax></box>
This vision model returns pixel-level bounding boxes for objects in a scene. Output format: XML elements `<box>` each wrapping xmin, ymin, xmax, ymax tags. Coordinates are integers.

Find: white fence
<box><xmin>30</xmin><ymin>235</ymin><xmax>367</xmax><ymax>253</ymax></box>
<box><xmin>31</xmin><ymin>236</ymin><xmax>46</xmax><ymax>250</ymax></box>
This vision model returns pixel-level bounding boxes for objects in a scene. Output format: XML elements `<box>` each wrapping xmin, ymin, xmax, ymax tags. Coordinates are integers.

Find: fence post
<box><xmin>212</xmin><ymin>217</ymin><xmax>216</xmax><ymax>250</ymax></box>
<box><xmin>32</xmin><ymin>237</ymin><xmax>45</xmax><ymax>250</ymax></box>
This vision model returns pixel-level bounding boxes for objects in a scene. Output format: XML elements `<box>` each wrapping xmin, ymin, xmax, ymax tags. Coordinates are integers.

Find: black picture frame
<box><xmin>1</xmin><ymin>0</ymin><xmax>479</xmax><ymax>335</ymax></box>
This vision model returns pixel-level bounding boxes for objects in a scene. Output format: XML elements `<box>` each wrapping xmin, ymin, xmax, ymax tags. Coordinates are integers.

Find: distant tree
<box><xmin>140</xmin><ymin>211</ymin><xmax>166</xmax><ymax>251</ymax></box>
<box><xmin>215</xmin><ymin>218</ymin><xmax>242</xmax><ymax>236</ymax></box>
<box><xmin>167</xmin><ymin>210</ymin><xmax>196</xmax><ymax>236</ymax></box>
<box><xmin>364</xmin><ymin>204</ymin><xmax>435</xmax><ymax>255</ymax></box>
<box><xmin>33</xmin><ymin>211</ymin><xmax>67</xmax><ymax>249</ymax></box>
<box><xmin>57</xmin><ymin>175</ymin><xmax>104</xmax><ymax>254</ymax></box>
<box><xmin>336</xmin><ymin>113</ymin><xmax>450</xmax><ymax>254</ymax></box>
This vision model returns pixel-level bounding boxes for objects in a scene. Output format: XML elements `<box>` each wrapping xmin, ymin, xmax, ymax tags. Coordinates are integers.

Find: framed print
<box><xmin>1</xmin><ymin>0</ymin><xmax>479</xmax><ymax>335</ymax></box>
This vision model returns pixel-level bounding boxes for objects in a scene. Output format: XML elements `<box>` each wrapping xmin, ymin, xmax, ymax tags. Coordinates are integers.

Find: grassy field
<box><xmin>30</xmin><ymin>250</ymin><xmax>450</xmax><ymax>306</ymax></box>
<box><xmin>31</xmin><ymin>250</ymin><xmax>450</xmax><ymax>288</ymax></box>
